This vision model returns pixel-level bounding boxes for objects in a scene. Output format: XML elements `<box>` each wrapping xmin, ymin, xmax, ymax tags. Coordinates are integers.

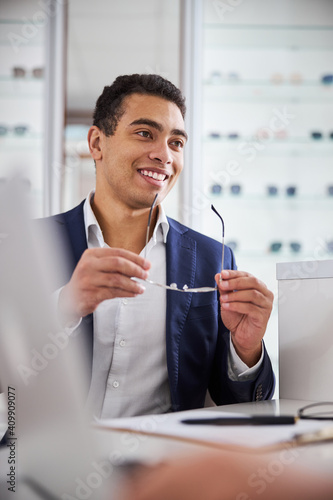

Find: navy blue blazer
<box><xmin>43</xmin><ymin>201</ymin><xmax>275</xmax><ymax>411</ymax></box>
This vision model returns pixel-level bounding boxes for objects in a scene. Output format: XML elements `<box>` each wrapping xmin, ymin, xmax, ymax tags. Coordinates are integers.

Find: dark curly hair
<box><xmin>92</xmin><ymin>74</ymin><xmax>186</xmax><ymax>136</ymax></box>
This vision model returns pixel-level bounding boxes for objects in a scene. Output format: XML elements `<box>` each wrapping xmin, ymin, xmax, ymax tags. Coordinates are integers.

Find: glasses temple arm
<box><xmin>145</xmin><ymin>194</ymin><xmax>158</xmax><ymax>260</ymax></box>
<box><xmin>211</xmin><ymin>204</ymin><xmax>225</xmax><ymax>274</ymax></box>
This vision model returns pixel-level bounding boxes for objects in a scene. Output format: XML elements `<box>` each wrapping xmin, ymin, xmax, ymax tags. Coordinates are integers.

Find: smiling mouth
<box><xmin>138</xmin><ymin>169</ymin><xmax>168</xmax><ymax>182</ymax></box>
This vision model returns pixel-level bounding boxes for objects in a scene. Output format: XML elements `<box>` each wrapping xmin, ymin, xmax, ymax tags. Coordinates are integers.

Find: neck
<box><xmin>91</xmin><ymin>193</ymin><xmax>158</xmax><ymax>254</ymax></box>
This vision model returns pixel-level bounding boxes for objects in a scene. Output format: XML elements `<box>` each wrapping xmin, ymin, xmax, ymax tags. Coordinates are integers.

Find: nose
<box><xmin>148</xmin><ymin>140</ymin><xmax>172</xmax><ymax>165</ymax></box>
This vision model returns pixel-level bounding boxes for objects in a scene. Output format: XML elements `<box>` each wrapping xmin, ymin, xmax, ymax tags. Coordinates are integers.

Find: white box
<box><xmin>277</xmin><ymin>260</ymin><xmax>333</xmax><ymax>401</ymax></box>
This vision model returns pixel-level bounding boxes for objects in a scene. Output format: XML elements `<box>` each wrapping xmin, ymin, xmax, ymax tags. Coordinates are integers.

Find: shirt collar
<box><xmin>83</xmin><ymin>190</ymin><xmax>169</xmax><ymax>247</ymax></box>
<box><xmin>84</xmin><ymin>190</ymin><xmax>104</xmax><ymax>247</ymax></box>
<box><xmin>152</xmin><ymin>202</ymin><xmax>169</xmax><ymax>244</ymax></box>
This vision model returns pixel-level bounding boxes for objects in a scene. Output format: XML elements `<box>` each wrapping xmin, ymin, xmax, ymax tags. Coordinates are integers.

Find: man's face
<box><xmin>94</xmin><ymin>93</ymin><xmax>187</xmax><ymax>210</ymax></box>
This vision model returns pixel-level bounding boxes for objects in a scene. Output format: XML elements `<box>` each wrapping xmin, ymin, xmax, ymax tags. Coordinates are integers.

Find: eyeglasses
<box><xmin>142</xmin><ymin>194</ymin><xmax>225</xmax><ymax>293</ymax></box>
<box><xmin>0</xmin><ymin>125</ymin><xmax>29</xmax><ymax>136</ymax></box>
<box><xmin>12</xmin><ymin>66</ymin><xmax>44</xmax><ymax>79</ymax></box>
<box><xmin>269</xmin><ymin>241</ymin><xmax>302</xmax><ymax>253</ymax></box>
<box><xmin>298</xmin><ymin>402</ymin><xmax>333</xmax><ymax>421</ymax></box>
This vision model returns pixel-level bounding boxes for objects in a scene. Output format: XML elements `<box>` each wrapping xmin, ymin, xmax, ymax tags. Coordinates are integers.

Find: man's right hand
<box><xmin>58</xmin><ymin>248</ymin><xmax>151</xmax><ymax>324</ymax></box>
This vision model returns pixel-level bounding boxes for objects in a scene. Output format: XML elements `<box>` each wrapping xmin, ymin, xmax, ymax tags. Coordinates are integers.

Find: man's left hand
<box><xmin>215</xmin><ymin>270</ymin><xmax>274</xmax><ymax>367</ymax></box>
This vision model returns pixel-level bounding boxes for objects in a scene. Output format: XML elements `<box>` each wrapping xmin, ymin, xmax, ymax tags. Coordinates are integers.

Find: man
<box><xmin>45</xmin><ymin>74</ymin><xmax>274</xmax><ymax>418</ymax></box>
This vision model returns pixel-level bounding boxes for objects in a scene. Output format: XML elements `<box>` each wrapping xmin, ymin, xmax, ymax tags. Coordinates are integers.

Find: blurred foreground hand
<box><xmin>118</xmin><ymin>450</ymin><xmax>333</xmax><ymax>500</ymax></box>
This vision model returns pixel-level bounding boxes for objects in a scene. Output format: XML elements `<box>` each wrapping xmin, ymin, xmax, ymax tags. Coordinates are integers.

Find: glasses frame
<box><xmin>298</xmin><ymin>402</ymin><xmax>333</xmax><ymax>421</ymax></box>
<box><xmin>142</xmin><ymin>194</ymin><xmax>225</xmax><ymax>293</ymax></box>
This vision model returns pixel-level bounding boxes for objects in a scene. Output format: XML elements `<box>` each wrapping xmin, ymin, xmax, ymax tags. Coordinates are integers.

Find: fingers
<box><xmin>217</xmin><ymin>270</ymin><xmax>271</xmax><ymax>297</ymax></box>
<box><xmin>88</xmin><ymin>247</ymin><xmax>151</xmax><ymax>276</ymax></box>
<box><xmin>214</xmin><ymin>270</ymin><xmax>273</xmax><ymax>362</ymax></box>
<box><xmin>82</xmin><ymin>248</ymin><xmax>150</xmax><ymax>284</ymax></box>
<box><xmin>59</xmin><ymin>248</ymin><xmax>152</xmax><ymax>320</ymax></box>
<box><xmin>220</xmin><ymin>289</ymin><xmax>268</xmax><ymax>310</ymax></box>
<box><xmin>215</xmin><ymin>270</ymin><xmax>274</xmax><ymax>313</ymax></box>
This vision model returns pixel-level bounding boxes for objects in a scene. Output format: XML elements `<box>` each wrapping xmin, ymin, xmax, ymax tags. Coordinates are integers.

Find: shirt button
<box><xmin>122</xmin><ymin>299</ymin><xmax>128</xmax><ymax>305</ymax></box>
<box><xmin>112</xmin><ymin>381</ymin><xmax>119</xmax><ymax>388</ymax></box>
<box><xmin>119</xmin><ymin>339</ymin><xmax>126</xmax><ymax>347</ymax></box>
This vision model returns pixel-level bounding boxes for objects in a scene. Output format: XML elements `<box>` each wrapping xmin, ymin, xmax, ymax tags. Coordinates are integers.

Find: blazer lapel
<box><xmin>61</xmin><ymin>201</ymin><xmax>93</xmax><ymax>379</ymax></box>
<box><xmin>63</xmin><ymin>200</ymin><xmax>88</xmax><ymax>267</ymax></box>
<box><xmin>165</xmin><ymin>219</ymin><xmax>196</xmax><ymax>408</ymax></box>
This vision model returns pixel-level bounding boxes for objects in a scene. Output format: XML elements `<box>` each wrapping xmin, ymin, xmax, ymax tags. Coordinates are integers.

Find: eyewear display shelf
<box><xmin>193</xmin><ymin>1</ymin><xmax>333</xmax><ymax>381</ymax></box>
<box><xmin>0</xmin><ymin>18</ymin><xmax>45</xmax><ymax>217</ymax></box>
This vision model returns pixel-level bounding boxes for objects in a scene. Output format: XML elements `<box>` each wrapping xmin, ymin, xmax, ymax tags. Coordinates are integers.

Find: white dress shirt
<box><xmin>84</xmin><ymin>192</ymin><xmax>171</xmax><ymax>418</ymax></box>
<box><xmin>64</xmin><ymin>191</ymin><xmax>263</xmax><ymax>418</ymax></box>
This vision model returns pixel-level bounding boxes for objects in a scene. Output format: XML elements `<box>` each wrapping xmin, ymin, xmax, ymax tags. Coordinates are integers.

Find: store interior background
<box><xmin>65</xmin><ymin>0</ymin><xmax>181</xmax><ymax>216</ymax></box>
<box><xmin>1</xmin><ymin>0</ymin><xmax>333</xmax><ymax>397</ymax></box>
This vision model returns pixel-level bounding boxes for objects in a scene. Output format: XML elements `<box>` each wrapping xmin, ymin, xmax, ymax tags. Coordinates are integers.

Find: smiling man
<box><xmin>44</xmin><ymin>74</ymin><xmax>274</xmax><ymax>418</ymax></box>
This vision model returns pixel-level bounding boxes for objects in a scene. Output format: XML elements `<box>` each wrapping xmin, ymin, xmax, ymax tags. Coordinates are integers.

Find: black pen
<box><xmin>181</xmin><ymin>415</ymin><xmax>296</xmax><ymax>426</ymax></box>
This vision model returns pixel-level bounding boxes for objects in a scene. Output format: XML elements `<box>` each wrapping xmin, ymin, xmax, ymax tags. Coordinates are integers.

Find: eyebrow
<box><xmin>129</xmin><ymin>118</ymin><xmax>188</xmax><ymax>142</ymax></box>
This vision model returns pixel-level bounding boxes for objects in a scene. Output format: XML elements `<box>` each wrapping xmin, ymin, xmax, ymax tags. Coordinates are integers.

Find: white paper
<box><xmin>96</xmin><ymin>409</ymin><xmax>332</xmax><ymax>449</ymax></box>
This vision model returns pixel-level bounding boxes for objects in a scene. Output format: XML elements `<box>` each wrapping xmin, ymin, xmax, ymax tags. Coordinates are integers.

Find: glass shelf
<box><xmin>0</xmin><ymin>81</ymin><xmax>44</xmax><ymax>100</ymax></box>
<box><xmin>204</xmin><ymin>24</ymin><xmax>333</xmax><ymax>31</ymax></box>
<box><xmin>0</xmin><ymin>82</ymin><xmax>44</xmax><ymax>96</ymax></box>
<box><xmin>0</xmin><ymin>75</ymin><xmax>45</xmax><ymax>99</ymax></box>
<box><xmin>0</xmin><ymin>19</ymin><xmax>45</xmax><ymax>45</ymax></box>
<box><xmin>0</xmin><ymin>40</ymin><xmax>44</xmax><ymax>47</ymax></box>
<box><xmin>0</xmin><ymin>134</ymin><xmax>43</xmax><ymax>149</ymax></box>
<box><xmin>0</xmin><ymin>76</ymin><xmax>44</xmax><ymax>81</ymax></box>
<box><xmin>203</xmin><ymin>82</ymin><xmax>333</xmax><ymax>102</ymax></box>
<box><xmin>0</xmin><ymin>93</ymin><xmax>44</xmax><ymax>99</ymax></box>
<box><xmin>203</xmin><ymin>138</ymin><xmax>333</xmax><ymax>158</ymax></box>
<box><xmin>204</xmin><ymin>94</ymin><xmax>333</xmax><ymax>104</ymax></box>
<box><xmin>0</xmin><ymin>19</ymin><xmax>46</xmax><ymax>24</ymax></box>
<box><xmin>229</xmin><ymin>252</ymin><xmax>333</xmax><ymax>271</ymax></box>
<box><xmin>206</xmin><ymin>194</ymin><xmax>333</xmax><ymax>206</ymax></box>
<box><xmin>204</xmin><ymin>137</ymin><xmax>333</xmax><ymax>144</ymax></box>
<box><xmin>204</xmin><ymin>80</ymin><xmax>333</xmax><ymax>88</ymax></box>
<box><xmin>203</xmin><ymin>24</ymin><xmax>333</xmax><ymax>50</ymax></box>
<box><xmin>228</xmin><ymin>250</ymin><xmax>317</xmax><ymax>260</ymax></box>
<box><xmin>205</xmin><ymin>44</ymin><xmax>333</xmax><ymax>51</ymax></box>
<box><xmin>203</xmin><ymin>138</ymin><xmax>333</xmax><ymax>157</ymax></box>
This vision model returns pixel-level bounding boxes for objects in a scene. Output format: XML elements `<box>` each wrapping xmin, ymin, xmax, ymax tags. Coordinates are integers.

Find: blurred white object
<box><xmin>0</xmin><ymin>176</ymin><xmax>109</xmax><ymax>500</ymax></box>
<box><xmin>277</xmin><ymin>260</ymin><xmax>333</xmax><ymax>401</ymax></box>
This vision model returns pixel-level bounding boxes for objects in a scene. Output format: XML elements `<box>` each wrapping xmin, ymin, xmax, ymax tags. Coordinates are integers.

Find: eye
<box><xmin>137</xmin><ymin>130</ymin><xmax>152</xmax><ymax>138</ymax></box>
<box><xmin>171</xmin><ymin>139</ymin><xmax>184</xmax><ymax>149</ymax></box>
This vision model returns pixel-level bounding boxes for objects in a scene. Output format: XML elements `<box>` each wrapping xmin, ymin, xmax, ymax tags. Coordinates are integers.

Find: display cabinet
<box><xmin>0</xmin><ymin>0</ymin><xmax>67</xmax><ymax>217</ymax></box>
<box><xmin>201</xmin><ymin>22</ymin><xmax>333</xmax><ymax>267</ymax></box>
<box><xmin>181</xmin><ymin>0</ymin><xmax>333</xmax><ymax>383</ymax></box>
<box><xmin>0</xmin><ymin>18</ymin><xmax>45</xmax><ymax>216</ymax></box>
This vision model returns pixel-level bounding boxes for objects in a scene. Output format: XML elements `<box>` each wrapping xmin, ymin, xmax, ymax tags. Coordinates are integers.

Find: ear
<box><xmin>87</xmin><ymin>126</ymin><xmax>103</xmax><ymax>161</ymax></box>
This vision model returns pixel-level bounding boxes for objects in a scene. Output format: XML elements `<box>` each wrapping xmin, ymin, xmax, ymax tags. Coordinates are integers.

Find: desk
<box><xmin>92</xmin><ymin>399</ymin><xmax>333</xmax><ymax>475</ymax></box>
<box><xmin>1</xmin><ymin>399</ymin><xmax>333</xmax><ymax>499</ymax></box>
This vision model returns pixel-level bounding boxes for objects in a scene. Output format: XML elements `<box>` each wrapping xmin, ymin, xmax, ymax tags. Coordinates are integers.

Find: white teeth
<box><xmin>141</xmin><ymin>170</ymin><xmax>166</xmax><ymax>181</ymax></box>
